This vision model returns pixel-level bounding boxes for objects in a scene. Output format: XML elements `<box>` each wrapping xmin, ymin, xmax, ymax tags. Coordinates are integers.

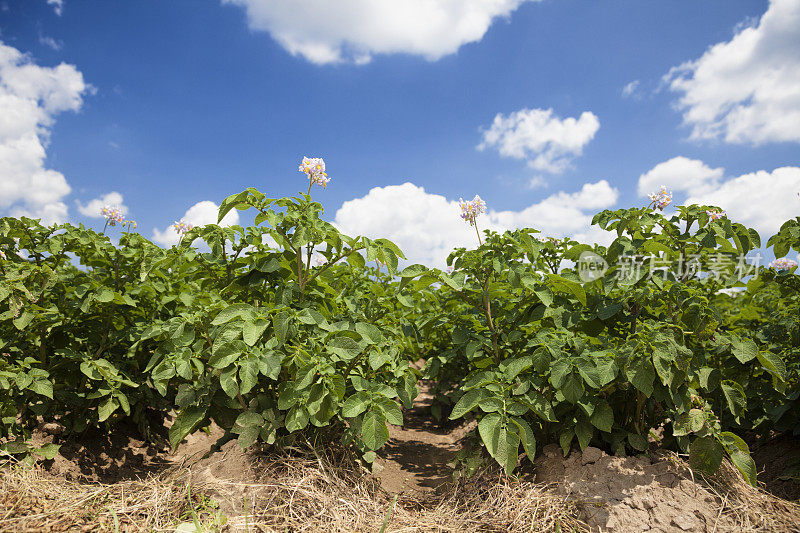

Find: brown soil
<box><xmin>534</xmin><ymin>444</ymin><xmax>800</xmax><ymax>532</ymax></box>
<box><xmin>752</xmin><ymin>434</ymin><xmax>800</xmax><ymax>501</ymax></box>
<box><xmin>373</xmin><ymin>380</ymin><xmax>476</xmax><ymax>494</ymax></box>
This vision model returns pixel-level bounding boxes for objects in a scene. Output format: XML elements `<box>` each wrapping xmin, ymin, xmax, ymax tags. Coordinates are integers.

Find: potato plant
<box><xmin>0</xmin><ymin>170</ymin><xmax>797</xmax><ymax>486</ymax></box>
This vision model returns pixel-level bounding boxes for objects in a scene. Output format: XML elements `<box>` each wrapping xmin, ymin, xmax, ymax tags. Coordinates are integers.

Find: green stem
<box><xmin>474</xmin><ymin>221</ymin><xmax>482</xmax><ymax>246</ymax></box>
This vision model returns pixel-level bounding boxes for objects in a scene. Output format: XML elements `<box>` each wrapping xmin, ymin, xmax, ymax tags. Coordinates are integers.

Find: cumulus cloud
<box><xmin>152</xmin><ymin>200</ymin><xmax>241</xmax><ymax>247</ymax></box>
<box><xmin>333</xmin><ymin>181</ymin><xmax>618</xmax><ymax>267</ymax></box>
<box><xmin>638</xmin><ymin>157</ymin><xmax>800</xmax><ymax>238</ymax></box>
<box><xmin>478</xmin><ymin>108</ymin><xmax>600</xmax><ymax>174</ymax></box>
<box><xmin>637</xmin><ymin>156</ymin><xmax>724</xmax><ymax>198</ymax></box>
<box><xmin>664</xmin><ymin>0</ymin><xmax>800</xmax><ymax>144</ymax></box>
<box><xmin>222</xmin><ymin>0</ymin><xmax>537</xmax><ymax>64</ymax></box>
<box><xmin>47</xmin><ymin>0</ymin><xmax>63</xmax><ymax>16</ymax></box>
<box><xmin>76</xmin><ymin>191</ymin><xmax>128</xmax><ymax>218</ymax></box>
<box><xmin>0</xmin><ymin>42</ymin><xmax>89</xmax><ymax>225</ymax></box>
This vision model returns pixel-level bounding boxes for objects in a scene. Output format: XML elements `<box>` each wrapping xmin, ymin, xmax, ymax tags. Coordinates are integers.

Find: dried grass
<box><xmin>216</xmin><ymin>442</ymin><xmax>588</xmax><ymax>532</ymax></box>
<box><xmin>0</xmin><ymin>460</ymin><xmax>200</xmax><ymax>532</ymax></box>
<box><xmin>696</xmin><ymin>456</ymin><xmax>800</xmax><ymax>532</ymax></box>
<box><xmin>3</xmin><ymin>443</ymin><xmax>799</xmax><ymax>533</ymax></box>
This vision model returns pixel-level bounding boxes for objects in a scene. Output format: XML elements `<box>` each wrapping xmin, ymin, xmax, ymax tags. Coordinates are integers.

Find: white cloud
<box><xmin>333</xmin><ymin>181</ymin><xmax>618</xmax><ymax>267</ymax></box>
<box><xmin>222</xmin><ymin>0</ymin><xmax>537</xmax><ymax>64</ymax></box>
<box><xmin>621</xmin><ymin>80</ymin><xmax>640</xmax><ymax>99</ymax></box>
<box><xmin>152</xmin><ymin>200</ymin><xmax>241</xmax><ymax>247</ymax></box>
<box><xmin>38</xmin><ymin>34</ymin><xmax>63</xmax><ymax>51</ymax></box>
<box><xmin>664</xmin><ymin>0</ymin><xmax>800</xmax><ymax>144</ymax></box>
<box><xmin>478</xmin><ymin>108</ymin><xmax>600</xmax><ymax>174</ymax></box>
<box><xmin>47</xmin><ymin>0</ymin><xmax>63</xmax><ymax>16</ymax></box>
<box><xmin>0</xmin><ymin>42</ymin><xmax>89</xmax><ymax>225</ymax></box>
<box><xmin>637</xmin><ymin>156</ymin><xmax>724</xmax><ymax>198</ymax></box>
<box><xmin>638</xmin><ymin>158</ymin><xmax>800</xmax><ymax>239</ymax></box>
<box><xmin>76</xmin><ymin>191</ymin><xmax>128</xmax><ymax>218</ymax></box>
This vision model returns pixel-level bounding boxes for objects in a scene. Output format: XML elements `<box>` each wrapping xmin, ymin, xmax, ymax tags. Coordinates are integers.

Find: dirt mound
<box><xmin>535</xmin><ymin>443</ymin><xmax>800</xmax><ymax>532</ymax></box>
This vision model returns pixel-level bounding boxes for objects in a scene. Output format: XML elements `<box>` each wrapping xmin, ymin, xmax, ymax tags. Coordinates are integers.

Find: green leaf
<box><xmin>589</xmin><ymin>400</ymin><xmax>614</xmax><ymax>433</ymax></box>
<box><xmin>342</xmin><ymin>391</ymin><xmax>370</xmax><ymax>418</ymax></box>
<box><xmin>575</xmin><ymin>419</ymin><xmax>593</xmax><ymax>450</ymax></box>
<box><xmin>721</xmin><ymin>380</ymin><xmax>747</xmax><ymax>421</ymax></box>
<box><xmin>212</xmin><ymin>303</ymin><xmax>253</xmax><ymax>326</ymax></box>
<box><xmin>497</xmin><ymin>427</ymin><xmax>521</xmax><ymax>475</ymax></box>
<box><xmin>478</xmin><ymin>413</ymin><xmax>503</xmax><ymax>459</ymax></box>
<box><xmin>523</xmin><ymin>390</ymin><xmax>557</xmax><ymax>422</ymax></box>
<box><xmin>29</xmin><ymin>379</ymin><xmax>53</xmax><ymax>399</ymax></box>
<box><xmin>169</xmin><ymin>406</ymin><xmax>208</xmax><ymax>450</ymax></box>
<box><xmin>547</xmin><ymin>274</ymin><xmax>587</xmax><ymax>306</ymax></box>
<box><xmin>376</xmin><ymin>398</ymin><xmax>403</xmax><ymax>426</ymax></box>
<box><xmin>98</xmin><ymin>397</ymin><xmax>117</xmax><ymax>422</ymax></box>
<box><xmin>689</xmin><ymin>436</ymin><xmax>723</xmax><ymax>475</ymax></box>
<box><xmin>220</xmin><ymin>365</ymin><xmax>239</xmax><ymax>398</ymax></box>
<box><xmin>627</xmin><ymin>432</ymin><xmax>649</xmax><ymax>451</ymax></box>
<box><xmin>511</xmin><ymin>417</ymin><xmax>537</xmax><ymax>463</ymax></box>
<box><xmin>361</xmin><ymin>409</ymin><xmax>389</xmax><ymax>451</ymax></box>
<box><xmin>673</xmin><ymin>409</ymin><xmax>706</xmax><ymax>436</ymax></box>
<box><xmin>32</xmin><ymin>443</ymin><xmax>60</xmax><ymax>460</ymax></box>
<box><xmin>597</xmin><ymin>301</ymin><xmax>622</xmax><ymax>320</ymax></box>
<box><xmin>243</xmin><ymin>318</ymin><xmax>269</xmax><ymax>347</ymax></box>
<box><xmin>731</xmin><ymin>337</ymin><xmax>758</xmax><ymax>363</ymax></box>
<box><xmin>273</xmin><ymin>311</ymin><xmax>291</xmax><ymax>344</ymax></box>
<box><xmin>327</xmin><ymin>336</ymin><xmax>364</xmax><ymax>360</ymax></box>
<box><xmin>237</xmin><ymin>426</ymin><xmax>260</xmax><ymax>450</ymax></box>
<box><xmin>757</xmin><ymin>351</ymin><xmax>786</xmax><ymax>381</ymax></box>
<box><xmin>355</xmin><ymin>322</ymin><xmax>382</xmax><ymax>344</ymax></box>
<box><xmin>562</xmin><ymin>374</ymin><xmax>584</xmax><ymax>404</ymax></box>
<box><xmin>236</xmin><ymin>411</ymin><xmax>264</xmax><ymax>428</ymax></box>
<box><xmin>730</xmin><ymin>450</ymin><xmax>757</xmax><ymax>486</ymax></box>
<box><xmin>450</xmin><ymin>389</ymin><xmax>489</xmax><ymax>420</ymax></box>
<box><xmin>285</xmin><ymin>406</ymin><xmax>309</xmax><ymax>432</ymax></box>
<box><xmin>209</xmin><ymin>340</ymin><xmax>244</xmax><ymax>369</ymax></box>
<box><xmin>238</xmin><ymin>355</ymin><xmax>259</xmax><ymax>395</ymax></box>
<box><xmin>398</xmin><ymin>264</ymin><xmax>428</xmax><ymax>278</ymax></box>
<box><xmin>719</xmin><ymin>431</ymin><xmax>750</xmax><ymax>454</ymax></box>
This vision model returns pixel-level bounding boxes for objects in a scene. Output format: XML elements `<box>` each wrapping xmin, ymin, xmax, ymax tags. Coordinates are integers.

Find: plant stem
<box><xmin>474</xmin><ymin>221</ymin><xmax>482</xmax><ymax>246</ymax></box>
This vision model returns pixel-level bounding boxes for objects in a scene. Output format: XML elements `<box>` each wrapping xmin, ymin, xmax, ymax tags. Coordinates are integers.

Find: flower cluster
<box><xmin>648</xmin><ymin>185</ymin><xmax>672</xmax><ymax>210</ymax></box>
<box><xmin>299</xmin><ymin>156</ymin><xmax>330</xmax><ymax>188</ymax></box>
<box><xmin>459</xmin><ymin>195</ymin><xmax>486</xmax><ymax>225</ymax></box>
<box><xmin>769</xmin><ymin>257</ymin><xmax>798</xmax><ymax>270</ymax></box>
<box><xmin>126</xmin><ymin>220</ymin><xmax>138</xmax><ymax>230</ymax></box>
<box><xmin>172</xmin><ymin>221</ymin><xmax>193</xmax><ymax>235</ymax></box>
<box><xmin>101</xmin><ymin>205</ymin><xmax>125</xmax><ymax>225</ymax></box>
<box><xmin>706</xmin><ymin>209</ymin><xmax>726</xmax><ymax>220</ymax></box>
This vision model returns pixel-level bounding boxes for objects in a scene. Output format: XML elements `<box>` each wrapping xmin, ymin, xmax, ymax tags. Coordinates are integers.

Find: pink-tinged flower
<box><xmin>172</xmin><ymin>220</ymin><xmax>193</xmax><ymax>234</ymax></box>
<box><xmin>459</xmin><ymin>195</ymin><xmax>486</xmax><ymax>225</ymax></box>
<box><xmin>648</xmin><ymin>185</ymin><xmax>672</xmax><ymax>210</ymax></box>
<box><xmin>706</xmin><ymin>209</ymin><xmax>726</xmax><ymax>220</ymax></box>
<box><xmin>769</xmin><ymin>258</ymin><xmax>797</xmax><ymax>270</ymax></box>
<box><xmin>0</xmin><ymin>249</ymin><xmax>5</xmax><ymax>260</ymax></box>
<box><xmin>299</xmin><ymin>156</ymin><xmax>330</xmax><ymax>188</ymax></box>
<box><xmin>446</xmin><ymin>265</ymin><xmax>454</xmax><ymax>274</ymax></box>
<box><xmin>101</xmin><ymin>205</ymin><xmax>125</xmax><ymax>226</ymax></box>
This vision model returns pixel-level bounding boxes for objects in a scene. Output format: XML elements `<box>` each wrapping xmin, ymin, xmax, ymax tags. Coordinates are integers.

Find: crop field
<box><xmin>1</xmin><ymin>174</ymin><xmax>800</xmax><ymax>532</ymax></box>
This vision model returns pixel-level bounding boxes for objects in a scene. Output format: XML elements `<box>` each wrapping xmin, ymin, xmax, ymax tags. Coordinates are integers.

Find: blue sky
<box><xmin>1</xmin><ymin>0</ymin><xmax>798</xmax><ymax>265</ymax></box>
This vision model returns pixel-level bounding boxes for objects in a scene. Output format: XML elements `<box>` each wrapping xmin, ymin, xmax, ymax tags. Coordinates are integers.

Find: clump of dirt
<box><xmin>534</xmin><ymin>443</ymin><xmax>800</xmax><ymax>532</ymax></box>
